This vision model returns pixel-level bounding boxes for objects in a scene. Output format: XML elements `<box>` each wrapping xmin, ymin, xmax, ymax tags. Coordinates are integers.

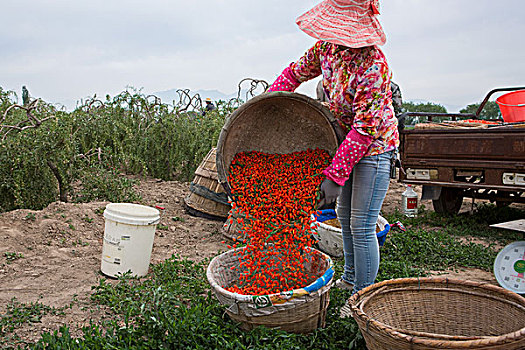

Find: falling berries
<box><xmin>226</xmin><ymin>149</ymin><xmax>331</xmax><ymax>295</ymax></box>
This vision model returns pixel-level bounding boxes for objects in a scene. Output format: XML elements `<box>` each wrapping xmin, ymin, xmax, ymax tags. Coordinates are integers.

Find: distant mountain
<box><xmin>52</xmin><ymin>98</ymin><xmax>78</xmax><ymax>111</ymax></box>
<box><xmin>56</xmin><ymin>90</ymin><xmax>464</xmax><ymax>113</ymax></box>
<box><xmin>55</xmin><ymin>88</ymin><xmax>248</xmax><ymax>112</ymax></box>
<box><xmin>152</xmin><ymin>88</ymin><xmax>245</xmax><ymax>104</ymax></box>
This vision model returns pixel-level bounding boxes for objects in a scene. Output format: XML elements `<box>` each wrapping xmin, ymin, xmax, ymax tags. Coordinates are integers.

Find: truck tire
<box><xmin>495</xmin><ymin>190</ymin><xmax>514</xmax><ymax>208</ymax></box>
<box><xmin>432</xmin><ymin>187</ymin><xmax>463</xmax><ymax>215</ymax></box>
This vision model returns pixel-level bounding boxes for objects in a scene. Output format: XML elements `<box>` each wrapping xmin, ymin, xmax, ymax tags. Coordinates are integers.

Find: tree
<box><xmin>401</xmin><ymin>101</ymin><xmax>448</xmax><ymax>124</ymax></box>
<box><xmin>402</xmin><ymin>101</ymin><xmax>447</xmax><ymax>113</ymax></box>
<box><xmin>459</xmin><ymin>101</ymin><xmax>501</xmax><ymax>119</ymax></box>
<box><xmin>22</xmin><ymin>86</ymin><xmax>29</xmax><ymax>106</ymax></box>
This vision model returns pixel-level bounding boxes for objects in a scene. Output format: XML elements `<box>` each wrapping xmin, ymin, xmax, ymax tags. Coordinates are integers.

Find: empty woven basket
<box><xmin>348</xmin><ymin>277</ymin><xmax>525</xmax><ymax>349</ymax></box>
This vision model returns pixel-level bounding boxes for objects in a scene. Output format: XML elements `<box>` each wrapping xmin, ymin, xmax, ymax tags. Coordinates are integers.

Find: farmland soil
<box><xmin>0</xmin><ymin>176</ymin><xmax>504</xmax><ymax>344</ymax></box>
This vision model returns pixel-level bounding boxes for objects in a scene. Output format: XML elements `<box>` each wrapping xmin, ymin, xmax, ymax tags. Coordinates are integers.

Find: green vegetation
<box><xmin>401</xmin><ymin>101</ymin><xmax>448</xmax><ymax>124</ymax></box>
<box><xmin>24</xmin><ymin>213</ymin><xmax>36</xmax><ymax>221</ymax></box>
<box><xmin>0</xmin><ymin>299</ymin><xmax>68</xmax><ymax>347</ymax></box>
<box><xmin>3</xmin><ymin>251</ymin><xmax>24</xmax><ymax>264</ymax></box>
<box><xmin>0</xmin><ymin>87</ymin><xmax>231</xmax><ymax>213</ymax></box>
<box><xmin>402</xmin><ymin>101</ymin><xmax>448</xmax><ymax>114</ymax></box>
<box><xmin>1</xmin><ymin>205</ymin><xmax>522</xmax><ymax>349</ymax></box>
<box><xmin>401</xmin><ymin>99</ymin><xmax>503</xmax><ymax>124</ymax></box>
<box><xmin>460</xmin><ymin>101</ymin><xmax>501</xmax><ymax>119</ymax></box>
<box><xmin>0</xmin><ymin>85</ymin><xmax>522</xmax><ymax>348</ymax></box>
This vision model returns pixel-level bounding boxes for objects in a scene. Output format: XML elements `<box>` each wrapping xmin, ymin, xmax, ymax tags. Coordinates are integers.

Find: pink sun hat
<box><xmin>296</xmin><ymin>0</ymin><xmax>386</xmax><ymax>48</ymax></box>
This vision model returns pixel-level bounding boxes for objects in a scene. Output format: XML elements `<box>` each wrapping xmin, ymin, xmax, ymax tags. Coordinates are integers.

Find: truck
<box><xmin>398</xmin><ymin>87</ymin><xmax>525</xmax><ymax>215</ymax></box>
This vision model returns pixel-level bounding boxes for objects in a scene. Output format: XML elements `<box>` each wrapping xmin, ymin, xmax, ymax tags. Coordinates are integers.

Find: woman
<box><xmin>267</xmin><ymin>0</ymin><xmax>399</xmax><ymax>294</ymax></box>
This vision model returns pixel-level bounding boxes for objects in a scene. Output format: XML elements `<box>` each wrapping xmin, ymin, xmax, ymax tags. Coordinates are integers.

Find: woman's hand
<box><xmin>267</xmin><ymin>65</ymin><xmax>301</xmax><ymax>93</ymax></box>
<box><xmin>317</xmin><ymin>178</ymin><xmax>342</xmax><ymax>209</ymax></box>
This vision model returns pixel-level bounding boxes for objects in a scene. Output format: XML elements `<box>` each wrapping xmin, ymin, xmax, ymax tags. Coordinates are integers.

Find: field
<box><xmin>2</xmin><ymin>176</ymin><xmax>523</xmax><ymax>348</ymax></box>
<box><xmin>1</xmin><ymin>86</ymin><xmax>523</xmax><ymax>349</ymax></box>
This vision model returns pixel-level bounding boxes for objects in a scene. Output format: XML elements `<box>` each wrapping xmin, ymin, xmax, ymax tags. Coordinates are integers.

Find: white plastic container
<box><xmin>311</xmin><ymin>213</ymin><xmax>390</xmax><ymax>258</ymax></box>
<box><xmin>101</xmin><ymin>203</ymin><xmax>160</xmax><ymax>278</ymax></box>
<box><xmin>402</xmin><ymin>184</ymin><xmax>418</xmax><ymax>217</ymax></box>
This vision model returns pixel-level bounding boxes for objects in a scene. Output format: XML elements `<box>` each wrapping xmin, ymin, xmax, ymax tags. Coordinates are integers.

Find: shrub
<box><xmin>0</xmin><ymin>87</ymin><xmax>231</xmax><ymax>212</ymax></box>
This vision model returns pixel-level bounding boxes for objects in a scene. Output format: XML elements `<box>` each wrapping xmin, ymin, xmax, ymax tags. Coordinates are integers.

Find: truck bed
<box><xmin>400</xmin><ymin>125</ymin><xmax>525</xmax><ymax>193</ymax></box>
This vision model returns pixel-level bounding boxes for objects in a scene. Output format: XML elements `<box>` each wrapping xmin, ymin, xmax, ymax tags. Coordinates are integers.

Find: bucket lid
<box><xmin>104</xmin><ymin>203</ymin><xmax>160</xmax><ymax>225</ymax></box>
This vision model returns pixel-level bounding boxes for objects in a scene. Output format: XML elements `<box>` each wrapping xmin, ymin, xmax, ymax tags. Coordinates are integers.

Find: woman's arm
<box><xmin>267</xmin><ymin>41</ymin><xmax>324</xmax><ymax>92</ymax></box>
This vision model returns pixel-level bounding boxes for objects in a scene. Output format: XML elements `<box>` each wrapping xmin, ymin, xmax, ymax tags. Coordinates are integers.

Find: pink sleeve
<box><xmin>267</xmin><ymin>41</ymin><xmax>323</xmax><ymax>92</ymax></box>
<box><xmin>323</xmin><ymin>128</ymin><xmax>374</xmax><ymax>186</ymax></box>
<box><xmin>267</xmin><ymin>65</ymin><xmax>301</xmax><ymax>92</ymax></box>
<box><xmin>290</xmin><ymin>41</ymin><xmax>323</xmax><ymax>82</ymax></box>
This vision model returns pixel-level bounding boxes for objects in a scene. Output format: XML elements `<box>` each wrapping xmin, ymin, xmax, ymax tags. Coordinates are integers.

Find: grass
<box><xmin>24</xmin><ymin>213</ymin><xmax>36</xmax><ymax>221</ymax></box>
<box><xmin>0</xmin><ymin>299</ymin><xmax>68</xmax><ymax>347</ymax></box>
<box><xmin>1</xmin><ymin>204</ymin><xmax>523</xmax><ymax>349</ymax></box>
<box><xmin>3</xmin><ymin>252</ymin><xmax>24</xmax><ymax>264</ymax></box>
<box><xmin>23</xmin><ymin>258</ymin><xmax>365</xmax><ymax>350</ymax></box>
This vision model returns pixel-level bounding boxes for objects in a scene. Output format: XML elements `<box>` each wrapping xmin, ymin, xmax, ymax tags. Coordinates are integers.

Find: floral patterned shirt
<box><xmin>283</xmin><ymin>40</ymin><xmax>399</xmax><ymax>156</ymax></box>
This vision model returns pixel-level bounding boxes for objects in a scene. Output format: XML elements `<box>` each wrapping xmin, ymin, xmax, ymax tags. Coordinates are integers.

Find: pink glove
<box><xmin>267</xmin><ymin>65</ymin><xmax>301</xmax><ymax>92</ymax></box>
<box><xmin>323</xmin><ymin>129</ymin><xmax>374</xmax><ymax>186</ymax></box>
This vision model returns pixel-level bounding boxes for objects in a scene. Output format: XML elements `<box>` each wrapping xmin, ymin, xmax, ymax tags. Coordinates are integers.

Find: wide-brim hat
<box><xmin>296</xmin><ymin>0</ymin><xmax>386</xmax><ymax>48</ymax></box>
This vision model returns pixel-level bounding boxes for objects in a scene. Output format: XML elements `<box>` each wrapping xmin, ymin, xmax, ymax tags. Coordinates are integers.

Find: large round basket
<box><xmin>216</xmin><ymin>92</ymin><xmax>344</xmax><ymax>196</ymax></box>
<box><xmin>206</xmin><ymin>246</ymin><xmax>334</xmax><ymax>333</ymax></box>
<box><xmin>184</xmin><ymin>147</ymin><xmax>230</xmax><ymax>220</ymax></box>
<box><xmin>348</xmin><ymin>277</ymin><xmax>525</xmax><ymax>350</ymax></box>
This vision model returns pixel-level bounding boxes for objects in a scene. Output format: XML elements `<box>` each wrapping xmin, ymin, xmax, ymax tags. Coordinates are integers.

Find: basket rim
<box><xmin>206</xmin><ymin>245</ymin><xmax>333</xmax><ymax>302</ymax></box>
<box><xmin>348</xmin><ymin>277</ymin><xmax>525</xmax><ymax>347</ymax></box>
<box><xmin>215</xmin><ymin>91</ymin><xmax>345</xmax><ymax>197</ymax></box>
<box><xmin>496</xmin><ymin>89</ymin><xmax>525</xmax><ymax>107</ymax></box>
<box><xmin>311</xmin><ymin>213</ymin><xmax>390</xmax><ymax>238</ymax></box>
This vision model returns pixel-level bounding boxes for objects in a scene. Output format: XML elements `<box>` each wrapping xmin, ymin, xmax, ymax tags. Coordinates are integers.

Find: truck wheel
<box><xmin>496</xmin><ymin>191</ymin><xmax>514</xmax><ymax>208</ymax></box>
<box><xmin>432</xmin><ymin>187</ymin><xmax>463</xmax><ymax>215</ymax></box>
<box><xmin>496</xmin><ymin>200</ymin><xmax>510</xmax><ymax>208</ymax></box>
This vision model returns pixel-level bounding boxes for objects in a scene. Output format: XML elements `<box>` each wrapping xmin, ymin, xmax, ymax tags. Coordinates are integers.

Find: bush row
<box><xmin>0</xmin><ymin>87</ymin><xmax>231</xmax><ymax>212</ymax></box>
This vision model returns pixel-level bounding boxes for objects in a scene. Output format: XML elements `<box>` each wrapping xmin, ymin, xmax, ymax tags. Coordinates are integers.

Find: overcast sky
<box><xmin>1</xmin><ymin>0</ymin><xmax>524</xmax><ymax>111</ymax></box>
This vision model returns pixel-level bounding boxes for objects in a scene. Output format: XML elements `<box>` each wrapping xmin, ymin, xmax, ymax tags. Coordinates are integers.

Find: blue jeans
<box><xmin>336</xmin><ymin>150</ymin><xmax>393</xmax><ymax>294</ymax></box>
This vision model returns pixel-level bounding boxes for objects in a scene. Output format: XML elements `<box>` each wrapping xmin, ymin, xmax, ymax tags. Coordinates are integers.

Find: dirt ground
<box><xmin>0</xmin><ymin>176</ymin><xmax>502</xmax><ymax>343</ymax></box>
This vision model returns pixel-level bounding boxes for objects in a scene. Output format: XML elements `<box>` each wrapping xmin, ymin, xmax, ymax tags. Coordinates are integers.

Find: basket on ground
<box><xmin>206</xmin><ymin>246</ymin><xmax>334</xmax><ymax>333</ymax></box>
<box><xmin>184</xmin><ymin>147</ymin><xmax>230</xmax><ymax>220</ymax></box>
<box><xmin>348</xmin><ymin>277</ymin><xmax>525</xmax><ymax>350</ymax></box>
<box><xmin>221</xmin><ymin>206</ymin><xmax>250</xmax><ymax>241</ymax></box>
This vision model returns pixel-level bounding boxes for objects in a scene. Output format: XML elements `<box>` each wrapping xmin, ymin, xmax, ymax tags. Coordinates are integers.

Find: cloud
<box><xmin>0</xmin><ymin>0</ymin><xmax>523</xmax><ymax>111</ymax></box>
<box><xmin>381</xmin><ymin>0</ymin><xmax>525</xmax><ymax>108</ymax></box>
<box><xmin>0</xmin><ymin>1</ymin><xmax>318</xmax><ymax>102</ymax></box>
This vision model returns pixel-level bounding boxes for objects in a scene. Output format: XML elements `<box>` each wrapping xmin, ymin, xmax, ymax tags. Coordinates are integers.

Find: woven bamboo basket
<box><xmin>216</xmin><ymin>92</ymin><xmax>344</xmax><ymax>197</ymax></box>
<box><xmin>184</xmin><ymin>147</ymin><xmax>230</xmax><ymax>220</ymax></box>
<box><xmin>207</xmin><ymin>246</ymin><xmax>334</xmax><ymax>333</ymax></box>
<box><xmin>347</xmin><ymin>277</ymin><xmax>525</xmax><ymax>350</ymax></box>
<box><xmin>221</xmin><ymin>206</ymin><xmax>250</xmax><ymax>241</ymax></box>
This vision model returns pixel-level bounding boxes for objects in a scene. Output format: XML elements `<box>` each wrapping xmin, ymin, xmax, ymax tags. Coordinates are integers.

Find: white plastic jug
<box><xmin>101</xmin><ymin>203</ymin><xmax>160</xmax><ymax>278</ymax></box>
<box><xmin>402</xmin><ymin>185</ymin><xmax>418</xmax><ymax>217</ymax></box>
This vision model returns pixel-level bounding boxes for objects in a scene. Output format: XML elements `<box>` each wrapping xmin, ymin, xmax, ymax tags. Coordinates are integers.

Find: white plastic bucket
<box><xmin>311</xmin><ymin>212</ymin><xmax>389</xmax><ymax>258</ymax></box>
<box><xmin>101</xmin><ymin>203</ymin><xmax>160</xmax><ymax>278</ymax></box>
